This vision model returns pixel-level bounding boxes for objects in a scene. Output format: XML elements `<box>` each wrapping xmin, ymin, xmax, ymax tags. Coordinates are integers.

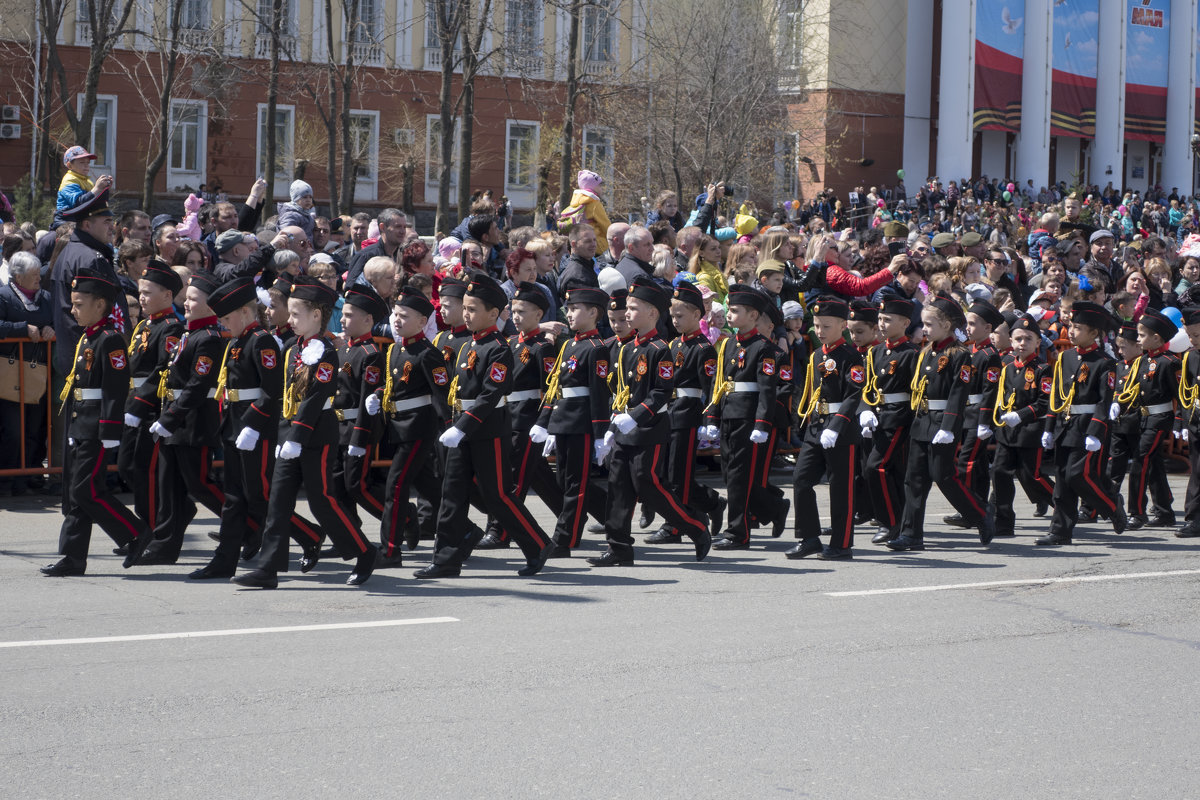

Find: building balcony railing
<box><xmin>506</xmin><ymin>50</ymin><xmax>544</xmax><ymax>77</ymax></box>
<box><xmin>345</xmin><ymin>39</ymin><xmax>385</xmax><ymax>67</ymax></box>
<box><xmin>254</xmin><ymin>32</ymin><xmax>297</xmax><ymax>60</ymax></box>
<box><xmin>582</xmin><ymin>58</ymin><xmax>615</xmax><ymax>79</ymax></box>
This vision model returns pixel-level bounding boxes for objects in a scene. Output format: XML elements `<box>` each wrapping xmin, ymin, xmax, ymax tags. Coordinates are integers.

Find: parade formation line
<box><xmin>826</xmin><ymin>569</ymin><xmax>1200</xmax><ymax>597</ymax></box>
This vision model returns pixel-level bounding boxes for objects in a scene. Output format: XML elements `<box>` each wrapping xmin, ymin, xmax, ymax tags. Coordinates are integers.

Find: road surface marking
<box><xmin>0</xmin><ymin>617</ymin><xmax>459</xmax><ymax>649</ymax></box>
<box><xmin>827</xmin><ymin>569</ymin><xmax>1200</xmax><ymax>597</ymax></box>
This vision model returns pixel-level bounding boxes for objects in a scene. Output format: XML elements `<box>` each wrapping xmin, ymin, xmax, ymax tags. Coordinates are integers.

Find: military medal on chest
<box><xmin>84</xmin><ymin>348</ymin><xmax>94</xmax><ymax>371</ymax></box>
<box><xmin>467</xmin><ymin>350</ymin><xmax>478</xmax><ymax>369</ymax></box>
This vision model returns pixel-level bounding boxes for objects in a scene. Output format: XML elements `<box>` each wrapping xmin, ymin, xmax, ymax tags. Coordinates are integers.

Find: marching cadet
<box><xmin>990</xmin><ymin>314</ymin><xmax>1055</xmax><ymax>537</ymax></box>
<box><xmin>412</xmin><ymin>272</ymin><xmax>553</xmax><ymax>579</ymax></box>
<box><xmin>786</xmin><ymin>296</ymin><xmax>865</xmax><ymax>560</ymax></box>
<box><xmin>478</xmin><ymin>281</ymin><xmax>562</xmax><ymax>549</ymax></box>
<box><xmin>991</xmin><ymin>311</ymin><xmax>1018</xmax><ymax>364</ymax></box>
<box><xmin>363</xmin><ymin>287</ymin><xmax>450</xmax><ymax>567</ymax></box>
<box><xmin>607</xmin><ymin>288</ymin><xmax>634</xmax><ymax>355</ymax></box>
<box><xmin>268</xmin><ymin>272</ymin><xmax>297</xmax><ymax>351</ymax></box>
<box><xmin>191</xmin><ymin>278</ymin><xmax>322</xmax><ymax>579</ymax></box>
<box><xmin>529</xmin><ymin>286</ymin><xmax>613</xmax><ymax>557</ymax></box>
<box><xmin>593</xmin><ymin>274</ymin><xmax>711</xmax><ymax>566</ymax></box>
<box><xmin>887</xmin><ymin>295</ymin><xmax>996</xmax><ymax>552</ymax></box>
<box><xmin>1120</xmin><ymin>306</ymin><xmax>1181</xmax><ymax>529</ymax></box>
<box><xmin>750</xmin><ymin>296</ymin><xmax>791</xmax><ymax>538</ymax></box>
<box><xmin>858</xmin><ymin>297</ymin><xmax>919</xmax><ymax>544</ymax></box>
<box><xmin>1036</xmin><ymin>300</ymin><xmax>1126</xmax><ymax>546</ymax></box>
<box><xmin>846</xmin><ymin>300</ymin><xmax>881</xmax><ymax>528</ymax></box>
<box><xmin>41</xmin><ymin>269</ymin><xmax>150</xmax><ymax>576</ymax></box>
<box><xmin>119</xmin><ymin>260</ymin><xmax>184</xmax><ymax>528</ymax></box>
<box><xmin>232</xmin><ymin>276</ymin><xmax>377</xmax><ymax>588</ymax></box>
<box><xmin>944</xmin><ymin>300</ymin><xmax>1004</xmax><ymax>530</ymax></box>
<box><xmin>644</xmin><ymin>282</ymin><xmax>725</xmax><ymax>545</ymax></box>
<box><xmin>1109</xmin><ymin>321</ymin><xmax>1147</xmax><ymax>519</ymax></box>
<box><xmin>1176</xmin><ymin>307</ymin><xmax>1200</xmax><ymax>538</ymax></box>
<box><xmin>336</xmin><ymin>283</ymin><xmax>389</xmax><ymax>527</ymax></box>
<box><xmin>432</xmin><ymin>277</ymin><xmax>470</xmax><ymax>362</ymax></box>
<box><xmin>700</xmin><ymin>284</ymin><xmax>788</xmax><ymax>548</ymax></box>
<box><xmin>137</xmin><ymin>273</ymin><xmax>228</xmax><ymax>565</ymax></box>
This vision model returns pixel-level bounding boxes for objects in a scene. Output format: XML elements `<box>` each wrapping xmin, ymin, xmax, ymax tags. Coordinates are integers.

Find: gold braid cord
<box><xmin>908</xmin><ymin>349</ymin><xmax>929</xmax><ymax>412</ymax></box>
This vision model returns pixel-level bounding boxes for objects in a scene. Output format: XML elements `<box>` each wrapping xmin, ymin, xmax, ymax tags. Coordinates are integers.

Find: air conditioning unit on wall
<box><xmin>0</xmin><ymin>123</ymin><xmax>21</xmax><ymax>140</ymax></box>
<box><xmin>393</xmin><ymin>128</ymin><xmax>414</xmax><ymax>148</ymax></box>
<box><xmin>1</xmin><ymin>105</ymin><xmax>19</xmax><ymax>122</ymax></box>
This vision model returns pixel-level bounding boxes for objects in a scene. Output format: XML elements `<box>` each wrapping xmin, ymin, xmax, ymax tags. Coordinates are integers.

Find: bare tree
<box><xmin>555</xmin><ymin>0</ymin><xmax>582</xmax><ymax>211</ymax></box>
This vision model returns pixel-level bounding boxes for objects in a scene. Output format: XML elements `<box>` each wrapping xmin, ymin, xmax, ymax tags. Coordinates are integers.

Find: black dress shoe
<box><xmin>871</xmin><ymin>526</ymin><xmax>897</xmax><ymax>544</ymax></box>
<box><xmin>1126</xmin><ymin>514</ymin><xmax>1147</xmax><ymax>531</ymax></box>
<box><xmin>1033</xmin><ymin>502</ymin><xmax>1050</xmax><ymax>517</ymax></box>
<box><xmin>129</xmin><ymin>544</ymin><xmax>175</xmax><ymax>567</ymax></box>
<box><xmin>517</xmin><ymin>551</ymin><xmax>547</xmax><ymax>577</ymax></box>
<box><xmin>712</xmin><ymin>538</ymin><xmax>750</xmax><ymax>550</ymax></box>
<box><xmin>1148</xmin><ymin>512</ymin><xmax>1177</xmax><ymax>528</ymax></box>
<box><xmin>692</xmin><ymin>532</ymin><xmax>711</xmax><ymax>562</ymax></box>
<box><xmin>112</xmin><ymin>543</ymin><xmax>129</xmax><ymax>556</ymax></box>
<box><xmin>819</xmin><ymin>546</ymin><xmax>853</xmax><ymax>560</ymax></box>
<box><xmin>978</xmin><ymin>513</ymin><xmax>995</xmax><ymax>546</ymax></box>
<box><xmin>1035</xmin><ymin>533</ymin><xmax>1071</xmax><ymax>546</ymax></box>
<box><xmin>40</xmin><ymin>558</ymin><xmax>86</xmax><ymax>577</ymax></box>
<box><xmin>376</xmin><ymin>550</ymin><xmax>405</xmax><ymax>568</ymax></box>
<box><xmin>992</xmin><ymin>528</ymin><xmax>1016</xmax><ymax>538</ymax></box>
<box><xmin>347</xmin><ymin>546</ymin><xmax>377</xmax><ymax>586</ymax></box>
<box><xmin>1081</xmin><ymin>505</ymin><xmax>1097</xmax><ymax>521</ymax></box>
<box><xmin>1175</xmin><ymin>520</ymin><xmax>1200</xmax><ymax>538</ymax></box>
<box><xmin>784</xmin><ymin>538</ymin><xmax>823</xmax><ymax>559</ymax></box>
<box><xmin>476</xmin><ymin>532</ymin><xmax>510</xmax><ymax>549</ymax></box>
<box><xmin>638</xmin><ymin>508</ymin><xmax>656</xmax><ymax>529</ymax></box>
<box><xmin>853</xmin><ymin>510</ymin><xmax>871</xmax><ymax>526</ymax></box>
<box><xmin>122</xmin><ymin>536</ymin><xmax>153</xmax><ymax>568</ymax></box>
<box><xmin>712</xmin><ymin>530</ymin><xmax>731</xmax><ymax>542</ymax></box>
<box><xmin>772</xmin><ymin>499</ymin><xmax>790</xmax><ymax>538</ymax></box>
<box><xmin>543</xmin><ymin>543</ymin><xmax>572</xmax><ymax>559</ymax></box>
<box><xmin>189</xmin><ymin>562</ymin><xmax>236</xmax><ymax>580</ymax></box>
<box><xmin>886</xmin><ymin>535</ymin><xmax>925</xmax><ymax>551</ymax></box>
<box><xmin>231</xmin><ymin>569</ymin><xmax>279</xmax><ymax>589</ymax></box>
<box><xmin>586</xmin><ymin>549</ymin><xmax>634</xmax><ymax>567</ymax></box>
<box><xmin>241</xmin><ymin>537</ymin><xmax>261</xmax><ymax>561</ymax></box>
<box><xmin>710</xmin><ymin>496</ymin><xmax>727</xmax><ymax>540</ymax></box>
<box><xmin>413</xmin><ymin>563</ymin><xmax>461</xmax><ymax>579</ymax></box>
<box><xmin>821</xmin><ymin>527</ymin><xmax>833</xmax><ymax>538</ymax></box>
<box><xmin>299</xmin><ymin>543</ymin><xmax>322</xmax><ymax>573</ymax></box>
<box><xmin>207</xmin><ymin>531</ymin><xmax>220</xmax><ymax>542</ymax></box>
<box><xmin>645</xmin><ymin>527</ymin><xmax>682</xmax><ymax>544</ymax></box>
<box><xmin>1111</xmin><ymin>497</ymin><xmax>1128</xmax><ymax>534</ymax></box>
<box><xmin>943</xmin><ymin>513</ymin><xmax>970</xmax><ymax>528</ymax></box>
<box><xmin>587</xmin><ymin>522</ymin><xmax>605</xmax><ymax>534</ymax></box>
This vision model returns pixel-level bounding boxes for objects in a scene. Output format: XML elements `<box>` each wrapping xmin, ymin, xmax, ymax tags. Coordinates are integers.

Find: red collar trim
<box><xmin>635</xmin><ymin>328</ymin><xmax>658</xmax><ymax>346</ymax></box>
<box><xmin>886</xmin><ymin>336</ymin><xmax>909</xmax><ymax>348</ymax></box>
<box><xmin>1075</xmin><ymin>343</ymin><xmax>1099</xmax><ymax>355</ymax></box>
<box><xmin>1147</xmin><ymin>344</ymin><xmax>1169</xmax><ymax>358</ymax></box>
<box><xmin>518</xmin><ymin>329</ymin><xmax>543</xmax><ymax>344</ymax></box>
<box><xmin>1014</xmin><ymin>354</ymin><xmax>1035</xmax><ymax>368</ymax></box>
<box><xmin>188</xmin><ymin>315</ymin><xmax>217</xmax><ymax>331</ymax></box>
<box><xmin>933</xmin><ymin>337</ymin><xmax>954</xmax><ymax>351</ymax></box>
<box><xmin>736</xmin><ymin>330</ymin><xmax>757</xmax><ymax>343</ymax></box>
<box><xmin>403</xmin><ymin>332</ymin><xmax>426</xmax><ymax>346</ymax></box>
<box><xmin>473</xmin><ymin>326</ymin><xmax>498</xmax><ymax>341</ymax></box>
<box><xmin>681</xmin><ymin>329</ymin><xmax>704</xmax><ymax>341</ymax></box>
<box><xmin>573</xmin><ymin>329</ymin><xmax>599</xmax><ymax>341</ymax></box>
<box><xmin>349</xmin><ymin>333</ymin><xmax>374</xmax><ymax>347</ymax></box>
<box><xmin>84</xmin><ymin>321</ymin><xmax>107</xmax><ymax>337</ymax></box>
<box><xmin>149</xmin><ymin>308</ymin><xmax>174</xmax><ymax>321</ymax></box>
<box><xmin>452</xmin><ymin>324</ymin><xmax>468</xmax><ymax>335</ymax></box>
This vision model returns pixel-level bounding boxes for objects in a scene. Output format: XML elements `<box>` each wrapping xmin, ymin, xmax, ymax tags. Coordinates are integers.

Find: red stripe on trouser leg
<box><xmin>199</xmin><ymin>446</ymin><xmax>227</xmax><ymax>506</ymax></box>
<box><xmin>493</xmin><ymin>439</ymin><xmax>545</xmax><ymax>547</ymax></box>
<box><xmin>648</xmin><ymin>444</ymin><xmax>704</xmax><ymax>533</ymax></box>
<box><xmin>148</xmin><ymin>440</ymin><xmax>160</xmax><ymax>530</ymax></box>
<box><xmin>570</xmin><ymin>434</ymin><xmax>592</xmax><ymax>547</ymax></box>
<box><xmin>877</xmin><ymin>429</ymin><xmax>902</xmax><ymax>526</ymax></box>
<box><xmin>387</xmin><ymin>445</ymin><xmax>420</xmax><ymax>556</ymax></box>
<box><xmin>89</xmin><ymin>445</ymin><xmax>139</xmax><ymax>542</ymax></box>
<box><xmin>759</xmin><ymin>430</ymin><xmax>777</xmax><ymax>489</ymax></box>
<box><xmin>359</xmin><ymin>455</ymin><xmax>384</xmax><ymax>514</ymax></box>
<box><xmin>1082</xmin><ymin>450</ymin><xmax>1117</xmax><ymax>513</ymax></box>
<box><xmin>259</xmin><ymin>440</ymin><xmax>270</xmax><ymax>502</ymax></box>
<box><xmin>742</xmin><ymin>441</ymin><xmax>758</xmax><ymax>540</ymax></box>
<box><xmin>839</xmin><ymin>444</ymin><xmax>855</xmax><ymax>549</ymax></box>
<box><xmin>320</xmin><ymin>445</ymin><xmax>367</xmax><ymax>552</ymax></box>
<box><xmin>964</xmin><ymin>437</ymin><xmax>982</xmax><ymax>489</ymax></box>
<box><xmin>1135</xmin><ymin>430</ymin><xmax>1164</xmax><ymax>515</ymax></box>
<box><xmin>681</xmin><ymin>432</ymin><xmax>696</xmax><ymax>504</ymax></box>
<box><xmin>514</xmin><ymin>438</ymin><xmax>532</xmax><ymax>496</ymax></box>
<box><xmin>1033</xmin><ymin>448</ymin><xmax>1054</xmax><ymax>494</ymax></box>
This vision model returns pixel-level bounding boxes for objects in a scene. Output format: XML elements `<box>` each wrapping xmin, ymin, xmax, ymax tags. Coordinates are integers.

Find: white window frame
<box><xmin>180</xmin><ymin>0</ymin><xmax>210</xmax><ymax>30</ymax></box>
<box><xmin>581</xmin><ymin>0</ymin><xmax>617</xmax><ymax>64</ymax></box>
<box><xmin>424</xmin><ymin>113</ymin><xmax>460</xmax><ymax>202</ymax></box>
<box><xmin>503</xmin><ymin>119</ymin><xmax>540</xmax><ymax>208</ymax></box>
<box><xmin>781</xmin><ymin>0</ymin><xmax>803</xmax><ymax>71</ymax></box>
<box><xmin>166</xmin><ymin>99</ymin><xmax>207</xmax><ymax>192</ymax></box>
<box><xmin>348</xmin><ymin>109</ymin><xmax>380</xmax><ymax>202</ymax></box>
<box><xmin>424</xmin><ymin>0</ymin><xmax>462</xmax><ymax>70</ymax></box>
<box><xmin>76</xmin><ymin>93</ymin><xmax>118</xmax><ymax>175</ymax></box>
<box><xmin>255</xmin><ymin>0</ymin><xmax>298</xmax><ymax>59</ymax></box>
<box><xmin>581</xmin><ymin>125</ymin><xmax>614</xmax><ymax>203</ymax></box>
<box><xmin>342</xmin><ymin>0</ymin><xmax>385</xmax><ymax>65</ymax></box>
<box><xmin>505</xmin><ymin>0</ymin><xmax>544</xmax><ymax>76</ymax></box>
<box><xmin>256</xmin><ymin>103</ymin><xmax>296</xmax><ymax>196</ymax></box>
<box><xmin>394</xmin><ymin>0</ymin><xmax>414</xmax><ymax>67</ymax></box>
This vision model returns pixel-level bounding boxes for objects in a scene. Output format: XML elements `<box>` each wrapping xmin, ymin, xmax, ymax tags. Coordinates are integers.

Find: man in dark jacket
<box><xmin>613</xmin><ymin>225</ymin><xmax>655</xmax><ymax>287</ymax></box>
<box><xmin>557</xmin><ymin>223</ymin><xmax>600</xmax><ymax>292</ymax></box>
<box><xmin>347</xmin><ymin>208</ymin><xmax>408</xmax><ymax>286</ymax></box>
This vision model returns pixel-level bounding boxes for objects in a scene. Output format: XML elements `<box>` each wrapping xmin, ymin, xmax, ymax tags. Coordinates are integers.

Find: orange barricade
<box><xmin>0</xmin><ymin>337</ymin><xmax>58</xmax><ymax>478</ymax></box>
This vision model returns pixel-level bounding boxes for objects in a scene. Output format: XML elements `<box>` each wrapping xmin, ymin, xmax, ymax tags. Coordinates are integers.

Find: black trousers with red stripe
<box><xmin>256</xmin><ymin>443</ymin><xmax>370</xmax><ymax>572</ymax></box>
<box><xmin>431</xmin><ymin>434</ymin><xmax>548</xmax><ymax>567</ymax></box>
<box><xmin>721</xmin><ymin>419</ymin><xmax>786</xmax><ymax>542</ymax></box>
<box><xmin>379</xmin><ymin>438</ymin><xmax>442</xmax><ymax>557</ymax></box>
<box><xmin>1186</xmin><ymin>438</ymin><xmax>1200</xmax><ymax>522</ymax></box>
<box><xmin>338</xmin><ymin>450</ymin><xmax>385</xmax><ymax>523</ymax></box>
<box><xmin>1047</xmin><ymin>442</ymin><xmax>1119</xmax><ymax>539</ymax></box>
<box><xmin>1125</xmin><ymin>425</ymin><xmax>1174</xmax><ymax>516</ymax></box>
<box><xmin>117</xmin><ymin>423</ymin><xmax>158</xmax><ymax>526</ymax></box>
<box><xmin>991</xmin><ymin>443</ymin><xmax>1055</xmax><ymax>531</ymax></box>
<box><xmin>149</xmin><ymin>443</ymin><xmax>223</xmax><ymax>561</ymax></box>
<box><xmin>793</xmin><ymin>432</ymin><xmax>856</xmax><ymax>549</ymax></box>
<box><xmin>900</xmin><ymin>440</ymin><xmax>989</xmax><ymax>540</ymax></box>
<box><xmin>488</xmin><ymin>431</ymin><xmax>565</xmax><ymax>543</ymax></box>
<box><xmin>550</xmin><ymin>433</ymin><xmax>609</xmax><ymax>548</ymax></box>
<box><xmin>667</xmin><ymin>426</ymin><xmax>721</xmax><ymax>518</ymax></box>
<box><xmin>955</xmin><ymin>425</ymin><xmax>993</xmax><ymax>507</ymax></box>
<box><xmin>58</xmin><ymin>438</ymin><xmax>149</xmax><ymax>566</ymax></box>
<box><xmin>864</xmin><ymin>424</ymin><xmax>909</xmax><ymax>531</ymax></box>
<box><xmin>605</xmin><ymin>439</ymin><xmax>707</xmax><ymax>557</ymax></box>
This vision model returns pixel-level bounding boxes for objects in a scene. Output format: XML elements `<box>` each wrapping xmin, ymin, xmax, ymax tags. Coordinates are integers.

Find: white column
<box><xmin>1015</xmin><ymin>0</ymin><xmax>1053</xmax><ymax>189</ymax></box>
<box><xmin>1163</xmin><ymin>0</ymin><xmax>1198</xmax><ymax>192</ymax></box>
<box><xmin>935</xmin><ymin>0</ymin><xmax>976</xmax><ymax>181</ymax></box>
<box><xmin>1091</xmin><ymin>0</ymin><xmax>1127</xmax><ymax>186</ymax></box>
<box><xmin>903</xmin><ymin>0</ymin><xmax>935</xmax><ymax>184</ymax></box>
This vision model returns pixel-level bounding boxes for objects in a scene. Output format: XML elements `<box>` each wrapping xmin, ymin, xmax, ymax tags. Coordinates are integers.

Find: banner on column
<box><xmin>973</xmin><ymin>0</ymin><xmax>1025</xmax><ymax>133</ymax></box>
<box><xmin>1050</xmin><ymin>0</ymin><xmax>1098</xmax><ymax>138</ymax></box>
<box><xmin>1194</xmin><ymin>2</ymin><xmax>1200</xmax><ymax>137</ymax></box>
<box><xmin>1124</xmin><ymin>0</ymin><xmax>1169</xmax><ymax>142</ymax></box>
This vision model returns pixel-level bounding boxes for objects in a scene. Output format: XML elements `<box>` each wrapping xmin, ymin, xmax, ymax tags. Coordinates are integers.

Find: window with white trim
<box><xmin>782</xmin><ymin>0</ymin><xmax>803</xmax><ymax>71</ymax></box>
<box><xmin>425</xmin><ymin>113</ymin><xmax>459</xmax><ymax>199</ymax></box>
<box><xmin>77</xmin><ymin>94</ymin><xmax>117</xmax><ymax>175</ymax></box>
<box><xmin>180</xmin><ymin>0</ymin><xmax>210</xmax><ymax>30</ymax></box>
<box><xmin>349</xmin><ymin>110</ymin><xmax>380</xmax><ymax>202</ymax></box>
<box><xmin>504</xmin><ymin>120</ymin><xmax>539</xmax><ymax>205</ymax></box>
<box><xmin>505</xmin><ymin>0</ymin><xmax>543</xmax><ymax>74</ymax></box>
<box><xmin>167</xmin><ymin>99</ymin><xmax>207</xmax><ymax>191</ymax></box>
<box><xmin>256</xmin><ymin>104</ymin><xmax>295</xmax><ymax>193</ymax></box>
<box><xmin>424</xmin><ymin>0</ymin><xmax>461</xmax><ymax>69</ymax></box>
<box><xmin>582</xmin><ymin>0</ymin><xmax>616</xmax><ymax>63</ymax></box>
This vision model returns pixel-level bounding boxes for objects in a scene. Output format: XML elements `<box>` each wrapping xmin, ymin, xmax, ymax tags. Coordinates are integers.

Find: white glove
<box><xmin>278</xmin><ymin>440</ymin><xmax>302</xmax><ymax>460</ymax></box>
<box><xmin>1041</xmin><ymin>431</ymin><xmax>1054</xmax><ymax>449</ymax></box>
<box><xmin>859</xmin><ymin>410</ymin><xmax>878</xmax><ymax>431</ymax></box>
<box><xmin>750</xmin><ymin>429</ymin><xmax>769</xmax><ymax>444</ymax></box>
<box><xmin>439</xmin><ymin>427</ymin><xmax>465</xmax><ymax>448</ymax></box>
<box><xmin>235</xmin><ymin>427</ymin><xmax>259</xmax><ymax>451</ymax></box>
<box><xmin>1183</xmin><ymin>429</ymin><xmax>1191</xmax><ymax>442</ymax></box>
<box><xmin>1001</xmin><ymin>411</ymin><xmax>1022</xmax><ymax>427</ymax></box>
<box><xmin>860</xmin><ymin>426</ymin><xmax>874</xmax><ymax>438</ymax></box>
<box><xmin>1108</xmin><ymin>402</ymin><xmax>1121</xmax><ymax>421</ymax></box>
<box><xmin>1084</xmin><ymin>435</ymin><xmax>1103</xmax><ymax>452</ymax></box>
<box><xmin>68</xmin><ymin>437</ymin><xmax>75</xmax><ymax>446</ymax></box>
<box><xmin>613</xmin><ymin>413</ymin><xmax>637</xmax><ymax>434</ymax></box>
<box><xmin>365</xmin><ymin>393</ymin><xmax>382</xmax><ymax>416</ymax></box>
<box><xmin>275</xmin><ymin>443</ymin><xmax>281</xmax><ymax>457</ymax></box>
<box><xmin>100</xmin><ymin>439</ymin><xmax>119</xmax><ymax>450</ymax></box>
<box><xmin>529</xmin><ymin>424</ymin><xmax>549</xmax><ymax>444</ymax></box>
<box><xmin>700</xmin><ymin>424</ymin><xmax>720</xmax><ymax>441</ymax></box>
<box><xmin>602</xmin><ymin>430</ymin><xmax>616</xmax><ymax>453</ymax></box>
<box><xmin>124</xmin><ymin>413</ymin><xmax>141</xmax><ymax>428</ymax></box>
<box><xmin>347</xmin><ymin>445</ymin><xmax>367</xmax><ymax>457</ymax></box>
<box><xmin>819</xmin><ymin>429</ymin><xmax>838</xmax><ymax>449</ymax></box>
<box><xmin>932</xmin><ymin>429</ymin><xmax>955</xmax><ymax>445</ymax></box>
<box><xmin>976</xmin><ymin>424</ymin><xmax>993</xmax><ymax>441</ymax></box>
<box><xmin>593</xmin><ymin>438</ymin><xmax>611</xmax><ymax>464</ymax></box>
<box><xmin>542</xmin><ymin>435</ymin><xmax>557</xmax><ymax>457</ymax></box>
<box><xmin>149</xmin><ymin>420</ymin><xmax>171</xmax><ymax>438</ymax></box>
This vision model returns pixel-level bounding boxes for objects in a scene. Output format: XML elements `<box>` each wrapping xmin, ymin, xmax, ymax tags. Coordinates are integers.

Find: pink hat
<box><xmin>63</xmin><ymin>145</ymin><xmax>97</xmax><ymax>166</ymax></box>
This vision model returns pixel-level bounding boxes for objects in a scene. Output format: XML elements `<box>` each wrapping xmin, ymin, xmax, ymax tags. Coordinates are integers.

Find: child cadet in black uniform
<box><xmin>644</xmin><ymin>281</ymin><xmax>725</xmax><ymax>546</ymax></box>
<box><xmin>990</xmin><ymin>314</ymin><xmax>1055</xmax><ymax>537</ymax></box>
<box><xmin>232</xmin><ymin>276</ymin><xmax>377</xmax><ymax>588</ymax></box>
<box><xmin>336</xmin><ymin>282</ymin><xmax>389</xmax><ymax>526</ymax></box>
<box><xmin>530</xmin><ymin>286</ymin><xmax>613</xmax><ymax>556</ymax></box>
<box><xmin>432</xmin><ymin>277</ymin><xmax>470</xmax><ymax>362</ymax></box>
<box><xmin>268</xmin><ymin>272</ymin><xmax>298</xmax><ymax>351</ymax></box>
<box><xmin>363</xmin><ymin>287</ymin><xmax>450</xmax><ymax>566</ymax></box>
<box><xmin>751</xmin><ymin>297</ymin><xmax>792</xmax><ymax>539</ymax></box>
<box><xmin>888</xmin><ymin>295</ymin><xmax>996</xmax><ymax>552</ymax></box>
<box><xmin>1177</xmin><ymin>308</ymin><xmax>1200</xmax><ymax>537</ymax></box>
<box><xmin>786</xmin><ymin>296</ymin><xmax>865</xmax><ymax>560</ymax></box>
<box><xmin>1109</xmin><ymin>321</ymin><xmax>1148</xmax><ymax>520</ymax></box>
<box><xmin>413</xmin><ymin>272</ymin><xmax>553</xmax><ymax>579</ymax></box>
<box><xmin>1036</xmin><ymin>300</ymin><xmax>1127</xmax><ymax>546</ymax></box>
<box><xmin>477</xmin><ymin>281</ymin><xmax>561</xmax><ymax>549</ymax></box>
<box><xmin>138</xmin><ymin>272</ymin><xmax>228</xmax><ymax>565</ymax></box>
<box><xmin>700</xmin><ymin>284</ymin><xmax>788</xmax><ymax>546</ymax></box>
<box><xmin>846</xmin><ymin>300</ymin><xmax>881</xmax><ymax>529</ymax></box>
<box><xmin>593</xmin><ymin>274</ymin><xmax>712</xmax><ymax>566</ymax></box>
<box><xmin>858</xmin><ymin>296</ymin><xmax>918</xmax><ymax>544</ymax></box>
<box><xmin>41</xmin><ymin>270</ymin><xmax>151</xmax><ymax>576</ymax></box>
<box><xmin>119</xmin><ymin>260</ymin><xmax>184</xmax><ymax>528</ymax></box>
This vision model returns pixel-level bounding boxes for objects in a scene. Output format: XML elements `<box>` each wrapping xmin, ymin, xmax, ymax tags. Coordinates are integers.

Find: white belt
<box><xmin>460</xmin><ymin>397</ymin><xmax>490</xmax><ymax>411</ymax></box>
<box><xmin>1145</xmin><ymin>402</ymin><xmax>1174</xmax><ymax>415</ymax></box>
<box><xmin>337</xmin><ymin>407</ymin><xmax>359</xmax><ymax>421</ymax></box>
<box><xmin>224</xmin><ymin>388</ymin><xmax>263</xmax><ymax>402</ymax></box>
<box><xmin>562</xmin><ymin>387</ymin><xmax>590</xmax><ymax>398</ymax></box>
<box><xmin>732</xmin><ymin>382</ymin><xmax>758</xmax><ymax>392</ymax></box>
<box><xmin>1068</xmin><ymin>404</ymin><xmax>1096</xmax><ymax>416</ymax></box>
<box><xmin>131</xmin><ymin>376</ymin><xmax>150</xmax><ymax>388</ymax></box>
<box><xmin>926</xmin><ymin>399</ymin><xmax>948</xmax><ymax>411</ymax></box>
<box><xmin>506</xmin><ymin>389</ymin><xmax>541</xmax><ymax>404</ymax></box>
<box><xmin>819</xmin><ymin>399</ymin><xmax>846</xmax><ymax>415</ymax></box>
<box><xmin>161</xmin><ymin>387</ymin><xmax>219</xmax><ymax>401</ymax></box>
<box><xmin>675</xmin><ymin>388</ymin><xmax>704</xmax><ymax>399</ymax></box>
<box><xmin>968</xmin><ymin>393</ymin><xmax>985</xmax><ymax>405</ymax></box>
<box><xmin>881</xmin><ymin>392</ymin><xmax>911</xmax><ymax>404</ymax></box>
<box><xmin>76</xmin><ymin>388</ymin><xmax>103</xmax><ymax>400</ymax></box>
<box><xmin>393</xmin><ymin>395</ymin><xmax>432</xmax><ymax>412</ymax></box>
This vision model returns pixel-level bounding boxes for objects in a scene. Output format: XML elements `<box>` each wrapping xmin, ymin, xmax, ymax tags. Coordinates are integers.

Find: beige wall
<box><xmin>827</xmin><ymin>0</ymin><xmax>906</xmax><ymax>94</ymax></box>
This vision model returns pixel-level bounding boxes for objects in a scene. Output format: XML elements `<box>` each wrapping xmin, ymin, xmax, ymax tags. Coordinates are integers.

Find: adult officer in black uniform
<box><xmin>42</xmin><ymin>270</ymin><xmax>150</xmax><ymax>576</ymax></box>
<box><xmin>336</xmin><ymin>282</ymin><xmax>389</xmax><ymax>526</ymax></box>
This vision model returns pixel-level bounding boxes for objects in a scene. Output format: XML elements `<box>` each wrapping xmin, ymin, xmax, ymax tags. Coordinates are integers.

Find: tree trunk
<box><xmin>557</xmin><ymin>0</ymin><xmax>581</xmax><ymax>211</ymax></box>
<box><xmin>401</xmin><ymin>161</ymin><xmax>414</xmax><ymax>215</ymax></box>
<box><xmin>434</xmin><ymin>0</ymin><xmax>456</xmax><ymax>235</ymax></box>
<box><xmin>324</xmin><ymin>0</ymin><xmax>340</xmax><ymax>215</ymax></box>
<box><xmin>455</xmin><ymin>0</ymin><xmax>475</xmax><ymax>219</ymax></box>
<box><xmin>339</xmin><ymin>0</ymin><xmax>359</xmax><ymax>215</ymax></box>
<box><xmin>141</xmin><ymin>0</ymin><xmax>184</xmax><ymax>211</ymax></box>
<box><xmin>265</xmin><ymin>0</ymin><xmax>284</xmax><ymax>205</ymax></box>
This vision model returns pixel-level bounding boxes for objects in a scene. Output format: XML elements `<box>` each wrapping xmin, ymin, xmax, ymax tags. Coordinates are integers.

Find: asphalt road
<box><xmin>2</xmin><ymin>471</ymin><xmax>1199</xmax><ymax>799</ymax></box>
